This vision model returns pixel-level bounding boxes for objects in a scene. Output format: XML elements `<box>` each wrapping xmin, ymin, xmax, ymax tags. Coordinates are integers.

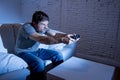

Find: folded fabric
<box><xmin>48</xmin><ymin>43</ymin><xmax>66</xmax><ymax>50</ymax></box>
<box><xmin>0</xmin><ymin>52</ymin><xmax>28</xmax><ymax>74</ymax></box>
<box><xmin>0</xmin><ymin>35</ymin><xmax>7</xmax><ymax>52</ymax></box>
<box><xmin>39</xmin><ymin>43</ymin><xmax>66</xmax><ymax>50</ymax></box>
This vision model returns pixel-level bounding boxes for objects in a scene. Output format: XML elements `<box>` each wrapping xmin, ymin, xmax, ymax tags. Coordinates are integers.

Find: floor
<box><xmin>47</xmin><ymin>56</ymin><xmax>115</xmax><ymax>80</ymax></box>
<box><xmin>0</xmin><ymin>57</ymin><xmax>115</xmax><ymax>80</ymax></box>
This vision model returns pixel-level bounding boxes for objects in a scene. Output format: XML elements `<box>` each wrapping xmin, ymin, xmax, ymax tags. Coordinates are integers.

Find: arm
<box><xmin>46</xmin><ymin>29</ymin><xmax>70</xmax><ymax>44</ymax></box>
<box><xmin>29</xmin><ymin>32</ymin><xmax>70</xmax><ymax>44</ymax></box>
<box><xmin>46</xmin><ymin>29</ymin><xmax>80</xmax><ymax>44</ymax></box>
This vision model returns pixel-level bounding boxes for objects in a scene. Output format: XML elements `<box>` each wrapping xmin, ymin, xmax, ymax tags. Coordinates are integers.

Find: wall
<box><xmin>0</xmin><ymin>0</ymin><xmax>21</xmax><ymax>23</ymax></box>
<box><xmin>68</xmin><ymin>0</ymin><xmax>120</xmax><ymax>67</ymax></box>
<box><xmin>62</xmin><ymin>0</ymin><xmax>120</xmax><ymax>67</ymax></box>
<box><xmin>21</xmin><ymin>0</ymin><xmax>62</xmax><ymax>30</ymax></box>
<box><xmin>21</xmin><ymin>0</ymin><xmax>120</xmax><ymax>67</ymax></box>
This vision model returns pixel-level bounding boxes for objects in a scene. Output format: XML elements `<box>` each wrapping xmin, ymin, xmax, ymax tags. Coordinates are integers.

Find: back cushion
<box><xmin>0</xmin><ymin>24</ymin><xmax>22</xmax><ymax>53</ymax></box>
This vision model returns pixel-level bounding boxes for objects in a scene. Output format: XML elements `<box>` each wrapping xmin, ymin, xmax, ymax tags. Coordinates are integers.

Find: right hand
<box><xmin>61</xmin><ymin>36</ymin><xmax>70</xmax><ymax>44</ymax></box>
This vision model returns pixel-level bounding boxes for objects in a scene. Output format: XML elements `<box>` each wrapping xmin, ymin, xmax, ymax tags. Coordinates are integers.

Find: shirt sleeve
<box><xmin>23</xmin><ymin>23</ymin><xmax>36</xmax><ymax>35</ymax></box>
<box><xmin>45</xmin><ymin>28</ymin><xmax>56</xmax><ymax>36</ymax></box>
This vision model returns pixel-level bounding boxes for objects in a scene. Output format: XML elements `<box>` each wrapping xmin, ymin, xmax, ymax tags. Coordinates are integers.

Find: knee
<box><xmin>57</xmin><ymin>52</ymin><xmax>63</xmax><ymax>60</ymax></box>
<box><xmin>52</xmin><ymin>53</ymin><xmax>63</xmax><ymax>67</ymax></box>
<box><xmin>30</xmin><ymin>59</ymin><xmax>45</xmax><ymax>73</ymax></box>
<box><xmin>52</xmin><ymin>52</ymin><xmax>63</xmax><ymax>62</ymax></box>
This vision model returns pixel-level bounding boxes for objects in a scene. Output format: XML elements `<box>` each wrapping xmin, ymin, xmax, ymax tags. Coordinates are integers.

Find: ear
<box><xmin>32</xmin><ymin>21</ymin><xmax>36</xmax><ymax>26</ymax></box>
<box><xmin>32</xmin><ymin>22</ymin><xmax>39</xmax><ymax>32</ymax></box>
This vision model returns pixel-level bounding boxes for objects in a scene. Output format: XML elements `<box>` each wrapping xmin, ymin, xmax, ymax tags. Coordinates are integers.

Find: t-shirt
<box><xmin>15</xmin><ymin>23</ymin><xmax>42</xmax><ymax>54</ymax></box>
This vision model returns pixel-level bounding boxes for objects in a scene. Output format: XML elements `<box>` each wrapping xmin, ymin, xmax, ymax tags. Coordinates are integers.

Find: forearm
<box><xmin>38</xmin><ymin>33</ymin><xmax>69</xmax><ymax>44</ymax></box>
<box><xmin>53</xmin><ymin>33</ymin><xmax>69</xmax><ymax>44</ymax></box>
<box><xmin>37</xmin><ymin>36</ymin><xmax>61</xmax><ymax>44</ymax></box>
<box><xmin>55</xmin><ymin>33</ymin><xmax>67</xmax><ymax>38</ymax></box>
<box><xmin>30</xmin><ymin>32</ymin><xmax>70</xmax><ymax>44</ymax></box>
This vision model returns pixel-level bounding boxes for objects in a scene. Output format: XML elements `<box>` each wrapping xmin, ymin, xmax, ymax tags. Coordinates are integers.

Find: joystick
<box><xmin>70</xmin><ymin>34</ymin><xmax>80</xmax><ymax>40</ymax></box>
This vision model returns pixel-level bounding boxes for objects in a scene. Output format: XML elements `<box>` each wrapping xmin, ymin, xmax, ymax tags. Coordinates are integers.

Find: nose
<box><xmin>44</xmin><ymin>25</ymin><xmax>48</xmax><ymax>29</ymax></box>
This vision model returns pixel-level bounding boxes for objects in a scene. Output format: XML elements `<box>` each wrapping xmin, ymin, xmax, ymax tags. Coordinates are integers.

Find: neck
<box><xmin>31</xmin><ymin>22</ymin><xmax>39</xmax><ymax>32</ymax></box>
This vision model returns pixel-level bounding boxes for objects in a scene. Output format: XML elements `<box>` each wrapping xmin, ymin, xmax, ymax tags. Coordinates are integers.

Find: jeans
<box><xmin>17</xmin><ymin>48</ymin><xmax>63</xmax><ymax>74</ymax></box>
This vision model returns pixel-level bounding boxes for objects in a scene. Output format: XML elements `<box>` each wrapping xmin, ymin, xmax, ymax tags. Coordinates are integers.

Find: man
<box><xmin>15</xmin><ymin>11</ymin><xmax>79</xmax><ymax>80</ymax></box>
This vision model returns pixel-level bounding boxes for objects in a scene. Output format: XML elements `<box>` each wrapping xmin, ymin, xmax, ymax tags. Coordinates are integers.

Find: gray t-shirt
<box><xmin>15</xmin><ymin>23</ymin><xmax>41</xmax><ymax>54</ymax></box>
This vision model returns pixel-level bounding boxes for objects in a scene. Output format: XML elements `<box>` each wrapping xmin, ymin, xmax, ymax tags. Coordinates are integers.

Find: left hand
<box><xmin>67</xmin><ymin>34</ymin><xmax>80</xmax><ymax>44</ymax></box>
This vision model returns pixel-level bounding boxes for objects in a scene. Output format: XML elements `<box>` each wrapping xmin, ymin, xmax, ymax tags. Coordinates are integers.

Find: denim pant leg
<box><xmin>17</xmin><ymin>52</ymin><xmax>45</xmax><ymax>73</ymax></box>
<box><xmin>17</xmin><ymin>49</ymin><xmax>63</xmax><ymax>73</ymax></box>
<box><xmin>36</xmin><ymin>48</ymin><xmax>63</xmax><ymax>63</ymax></box>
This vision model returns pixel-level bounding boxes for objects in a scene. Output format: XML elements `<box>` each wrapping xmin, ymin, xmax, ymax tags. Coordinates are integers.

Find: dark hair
<box><xmin>32</xmin><ymin>11</ymin><xmax>49</xmax><ymax>24</ymax></box>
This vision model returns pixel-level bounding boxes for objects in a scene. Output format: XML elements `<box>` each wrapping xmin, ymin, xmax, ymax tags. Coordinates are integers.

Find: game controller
<box><xmin>70</xmin><ymin>34</ymin><xmax>80</xmax><ymax>40</ymax></box>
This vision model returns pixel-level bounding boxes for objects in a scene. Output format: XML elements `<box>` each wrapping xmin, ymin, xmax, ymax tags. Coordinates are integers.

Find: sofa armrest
<box><xmin>45</xmin><ymin>42</ymin><xmax>77</xmax><ymax>66</ymax></box>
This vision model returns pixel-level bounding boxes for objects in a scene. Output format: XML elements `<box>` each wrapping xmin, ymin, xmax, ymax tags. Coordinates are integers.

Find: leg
<box><xmin>36</xmin><ymin>48</ymin><xmax>63</xmax><ymax>62</ymax></box>
<box><xmin>36</xmin><ymin>49</ymin><xmax>63</xmax><ymax>66</ymax></box>
<box><xmin>17</xmin><ymin>52</ymin><xmax>46</xmax><ymax>80</ymax></box>
<box><xmin>112</xmin><ymin>67</ymin><xmax>120</xmax><ymax>80</ymax></box>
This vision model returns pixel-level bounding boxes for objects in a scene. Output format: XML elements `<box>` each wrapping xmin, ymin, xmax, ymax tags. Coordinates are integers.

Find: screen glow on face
<box><xmin>37</xmin><ymin>21</ymin><xmax>49</xmax><ymax>33</ymax></box>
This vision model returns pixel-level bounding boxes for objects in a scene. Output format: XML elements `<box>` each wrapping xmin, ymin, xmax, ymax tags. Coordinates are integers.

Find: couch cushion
<box><xmin>0</xmin><ymin>24</ymin><xmax>22</xmax><ymax>53</ymax></box>
<box><xmin>0</xmin><ymin>52</ymin><xmax>28</xmax><ymax>74</ymax></box>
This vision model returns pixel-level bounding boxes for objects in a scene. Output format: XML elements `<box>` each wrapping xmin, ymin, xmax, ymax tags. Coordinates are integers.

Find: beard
<box><xmin>39</xmin><ymin>28</ymin><xmax>47</xmax><ymax>34</ymax></box>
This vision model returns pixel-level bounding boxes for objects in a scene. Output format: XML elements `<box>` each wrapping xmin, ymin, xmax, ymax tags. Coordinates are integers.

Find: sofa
<box><xmin>0</xmin><ymin>23</ymin><xmax>77</xmax><ymax>80</ymax></box>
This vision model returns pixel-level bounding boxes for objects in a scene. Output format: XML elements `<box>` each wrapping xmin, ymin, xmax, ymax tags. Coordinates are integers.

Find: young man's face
<box><xmin>37</xmin><ymin>20</ymin><xmax>49</xmax><ymax>33</ymax></box>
